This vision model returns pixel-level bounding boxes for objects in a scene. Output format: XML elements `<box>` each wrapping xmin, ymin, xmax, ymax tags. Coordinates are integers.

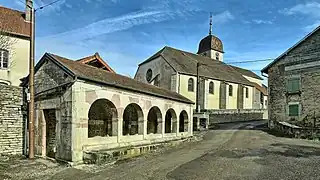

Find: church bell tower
<box><xmin>197</xmin><ymin>13</ymin><xmax>224</xmax><ymax>61</ymax></box>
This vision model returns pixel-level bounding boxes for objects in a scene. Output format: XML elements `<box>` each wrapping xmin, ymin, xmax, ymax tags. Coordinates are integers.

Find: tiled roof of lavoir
<box><xmin>47</xmin><ymin>53</ymin><xmax>194</xmax><ymax>104</ymax></box>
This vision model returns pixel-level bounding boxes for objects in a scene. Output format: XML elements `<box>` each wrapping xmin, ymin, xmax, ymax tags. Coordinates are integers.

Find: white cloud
<box><xmin>280</xmin><ymin>2</ymin><xmax>320</xmax><ymax>32</ymax></box>
<box><xmin>39</xmin><ymin>9</ymin><xmax>200</xmax><ymax>42</ymax></box>
<box><xmin>252</xmin><ymin>19</ymin><xmax>273</xmax><ymax>25</ymax></box>
<box><xmin>304</xmin><ymin>21</ymin><xmax>320</xmax><ymax>31</ymax></box>
<box><xmin>14</xmin><ymin>0</ymin><xmax>25</xmax><ymax>8</ymax></box>
<box><xmin>212</xmin><ymin>11</ymin><xmax>234</xmax><ymax>24</ymax></box>
<box><xmin>280</xmin><ymin>2</ymin><xmax>320</xmax><ymax>17</ymax></box>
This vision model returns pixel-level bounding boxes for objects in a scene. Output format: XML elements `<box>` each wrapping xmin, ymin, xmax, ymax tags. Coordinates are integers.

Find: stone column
<box><xmin>143</xmin><ymin>112</ymin><xmax>148</xmax><ymax>139</ymax></box>
<box><xmin>117</xmin><ymin>117</ymin><xmax>123</xmax><ymax>142</ymax></box>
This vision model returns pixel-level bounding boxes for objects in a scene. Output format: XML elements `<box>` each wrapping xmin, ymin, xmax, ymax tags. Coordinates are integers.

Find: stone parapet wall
<box><xmin>271</xmin><ymin>120</ymin><xmax>320</xmax><ymax>140</ymax></box>
<box><xmin>0</xmin><ymin>84</ymin><xmax>24</xmax><ymax>155</ymax></box>
<box><xmin>204</xmin><ymin>109</ymin><xmax>267</xmax><ymax>124</ymax></box>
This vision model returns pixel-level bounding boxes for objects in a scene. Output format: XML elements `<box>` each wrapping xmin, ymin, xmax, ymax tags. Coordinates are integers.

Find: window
<box><xmin>287</xmin><ymin>78</ymin><xmax>300</xmax><ymax>93</ymax></box>
<box><xmin>0</xmin><ymin>49</ymin><xmax>9</xmax><ymax>69</ymax></box>
<box><xmin>229</xmin><ymin>84</ymin><xmax>233</xmax><ymax>96</ymax></box>
<box><xmin>209</xmin><ymin>82</ymin><xmax>214</xmax><ymax>94</ymax></box>
<box><xmin>245</xmin><ymin>87</ymin><xmax>249</xmax><ymax>98</ymax></box>
<box><xmin>288</xmin><ymin>104</ymin><xmax>299</xmax><ymax>116</ymax></box>
<box><xmin>188</xmin><ymin>78</ymin><xmax>194</xmax><ymax>92</ymax></box>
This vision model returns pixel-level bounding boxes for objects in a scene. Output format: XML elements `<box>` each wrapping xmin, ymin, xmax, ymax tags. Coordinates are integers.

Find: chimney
<box><xmin>25</xmin><ymin>0</ymin><xmax>33</xmax><ymax>22</ymax></box>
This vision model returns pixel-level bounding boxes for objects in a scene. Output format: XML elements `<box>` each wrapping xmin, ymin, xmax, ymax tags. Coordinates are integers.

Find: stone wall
<box><xmin>272</xmin><ymin>120</ymin><xmax>320</xmax><ymax>140</ymax></box>
<box><xmin>0</xmin><ymin>84</ymin><xmax>24</xmax><ymax>155</ymax></box>
<box><xmin>205</xmin><ymin>109</ymin><xmax>266</xmax><ymax>124</ymax></box>
<box><xmin>268</xmin><ymin>28</ymin><xmax>320</xmax><ymax>127</ymax></box>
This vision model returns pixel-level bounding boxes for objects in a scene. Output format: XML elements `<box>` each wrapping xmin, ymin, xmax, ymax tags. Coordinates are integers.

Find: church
<box><xmin>134</xmin><ymin>17</ymin><xmax>267</xmax><ymax>111</ymax></box>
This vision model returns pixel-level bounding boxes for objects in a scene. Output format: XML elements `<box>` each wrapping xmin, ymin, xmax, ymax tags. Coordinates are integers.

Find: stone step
<box><xmin>83</xmin><ymin>137</ymin><xmax>192</xmax><ymax>165</ymax></box>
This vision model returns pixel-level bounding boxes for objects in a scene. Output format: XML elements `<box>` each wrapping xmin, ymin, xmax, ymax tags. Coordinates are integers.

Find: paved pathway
<box><xmin>2</xmin><ymin>121</ymin><xmax>320</xmax><ymax>180</ymax></box>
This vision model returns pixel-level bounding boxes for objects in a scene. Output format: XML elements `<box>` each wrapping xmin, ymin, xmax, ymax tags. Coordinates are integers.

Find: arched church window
<box><xmin>188</xmin><ymin>78</ymin><xmax>194</xmax><ymax>92</ymax></box>
<box><xmin>229</xmin><ymin>84</ymin><xmax>233</xmax><ymax>96</ymax></box>
<box><xmin>209</xmin><ymin>82</ymin><xmax>214</xmax><ymax>94</ymax></box>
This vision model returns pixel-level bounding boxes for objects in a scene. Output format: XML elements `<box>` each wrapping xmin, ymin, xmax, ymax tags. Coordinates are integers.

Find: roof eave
<box><xmin>76</xmin><ymin>75</ymin><xmax>194</xmax><ymax>104</ymax></box>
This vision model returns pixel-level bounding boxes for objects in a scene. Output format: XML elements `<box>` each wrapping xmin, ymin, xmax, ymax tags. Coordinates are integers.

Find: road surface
<box><xmin>2</xmin><ymin>120</ymin><xmax>320</xmax><ymax>180</ymax></box>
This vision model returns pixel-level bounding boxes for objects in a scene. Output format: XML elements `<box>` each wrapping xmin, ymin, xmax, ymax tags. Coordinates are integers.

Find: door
<box><xmin>44</xmin><ymin>109</ymin><xmax>56</xmax><ymax>158</ymax></box>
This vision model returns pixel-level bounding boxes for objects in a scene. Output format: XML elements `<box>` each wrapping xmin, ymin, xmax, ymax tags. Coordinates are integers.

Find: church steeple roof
<box><xmin>197</xmin><ymin>13</ymin><xmax>224</xmax><ymax>54</ymax></box>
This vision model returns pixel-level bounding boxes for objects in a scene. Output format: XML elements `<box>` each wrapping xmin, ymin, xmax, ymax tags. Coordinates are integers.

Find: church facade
<box><xmin>135</xmin><ymin>24</ymin><xmax>267</xmax><ymax>111</ymax></box>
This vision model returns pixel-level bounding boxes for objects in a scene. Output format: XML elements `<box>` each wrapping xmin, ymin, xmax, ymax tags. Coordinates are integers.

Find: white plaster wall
<box><xmin>71</xmin><ymin>80</ymin><xmax>193</xmax><ymax>162</ymax></box>
<box><xmin>243</xmin><ymin>75</ymin><xmax>262</xmax><ymax>86</ymax></box>
<box><xmin>243</xmin><ymin>86</ymin><xmax>253</xmax><ymax>109</ymax></box>
<box><xmin>205</xmin><ymin>79</ymin><xmax>220</xmax><ymax>109</ymax></box>
<box><xmin>0</xmin><ymin>36</ymin><xmax>30</xmax><ymax>86</ymax></box>
<box><xmin>226</xmin><ymin>83</ymin><xmax>238</xmax><ymax>109</ymax></box>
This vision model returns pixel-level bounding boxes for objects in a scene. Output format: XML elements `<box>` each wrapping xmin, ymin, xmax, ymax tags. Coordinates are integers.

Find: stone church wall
<box><xmin>0</xmin><ymin>84</ymin><xmax>24</xmax><ymax>155</ymax></box>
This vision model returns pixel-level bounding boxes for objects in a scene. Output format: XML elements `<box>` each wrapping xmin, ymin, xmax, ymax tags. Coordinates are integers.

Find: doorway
<box><xmin>44</xmin><ymin>109</ymin><xmax>56</xmax><ymax>158</ymax></box>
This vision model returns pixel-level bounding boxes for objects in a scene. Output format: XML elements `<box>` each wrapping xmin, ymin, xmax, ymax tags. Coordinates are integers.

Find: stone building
<box><xmin>28</xmin><ymin>52</ymin><xmax>193</xmax><ymax>163</ymax></box>
<box><xmin>134</xmin><ymin>23</ymin><xmax>267</xmax><ymax>111</ymax></box>
<box><xmin>262</xmin><ymin>25</ymin><xmax>320</xmax><ymax>128</ymax></box>
<box><xmin>0</xmin><ymin>4</ymin><xmax>30</xmax><ymax>86</ymax></box>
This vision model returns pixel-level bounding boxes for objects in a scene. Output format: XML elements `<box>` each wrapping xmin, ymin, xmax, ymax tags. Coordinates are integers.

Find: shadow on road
<box><xmin>217</xmin><ymin>143</ymin><xmax>320</xmax><ymax>160</ymax></box>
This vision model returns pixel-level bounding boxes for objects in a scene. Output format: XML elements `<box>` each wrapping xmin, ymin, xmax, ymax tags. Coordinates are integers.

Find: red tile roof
<box><xmin>76</xmin><ymin>52</ymin><xmax>115</xmax><ymax>73</ymax></box>
<box><xmin>0</xmin><ymin>6</ymin><xmax>30</xmax><ymax>38</ymax></box>
<box><xmin>47</xmin><ymin>53</ymin><xmax>194</xmax><ymax>104</ymax></box>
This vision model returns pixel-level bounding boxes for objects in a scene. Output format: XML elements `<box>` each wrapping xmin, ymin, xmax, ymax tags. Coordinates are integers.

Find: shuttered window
<box><xmin>287</xmin><ymin>78</ymin><xmax>300</xmax><ymax>93</ymax></box>
<box><xmin>288</xmin><ymin>104</ymin><xmax>299</xmax><ymax>116</ymax></box>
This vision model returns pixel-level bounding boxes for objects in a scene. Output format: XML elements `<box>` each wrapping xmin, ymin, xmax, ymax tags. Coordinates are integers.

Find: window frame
<box><xmin>0</xmin><ymin>49</ymin><xmax>9</xmax><ymax>69</ymax></box>
<box><xmin>209</xmin><ymin>81</ymin><xmax>214</xmax><ymax>94</ymax></box>
<box><xmin>286</xmin><ymin>77</ymin><xmax>301</xmax><ymax>93</ymax></box>
<box><xmin>287</xmin><ymin>102</ymin><xmax>300</xmax><ymax>117</ymax></box>
<box><xmin>188</xmin><ymin>78</ymin><xmax>194</xmax><ymax>92</ymax></box>
<box><xmin>228</xmin><ymin>84</ymin><xmax>233</xmax><ymax>96</ymax></box>
<box><xmin>245</xmin><ymin>87</ymin><xmax>249</xmax><ymax>98</ymax></box>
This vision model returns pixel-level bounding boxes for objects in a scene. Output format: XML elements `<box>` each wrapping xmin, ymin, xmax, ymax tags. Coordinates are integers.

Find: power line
<box><xmin>19</xmin><ymin>0</ymin><xmax>64</xmax><ymax>11</ymax></box>
<box><xmin>37</xmin><ymin>0</ymin><xmax>63</xmax><ymax>10</ymax></box>
<box><xmin>225</xmin><ymin>58</ymin><xmax>274</xmax><ymax>64</ymax></box>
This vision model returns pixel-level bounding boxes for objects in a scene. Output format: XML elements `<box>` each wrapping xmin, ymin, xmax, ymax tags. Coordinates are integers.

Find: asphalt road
<box><xmin>3</xmin><ymin>120</ymin><xmax>320</xmax><ymax>180</ymax></box>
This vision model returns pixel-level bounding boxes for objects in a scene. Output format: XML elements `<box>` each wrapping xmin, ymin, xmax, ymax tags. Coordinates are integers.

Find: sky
<box><xmin>2</xmin><ymin>0</ymin><xmax>320</xmax><ymax>79</ymax></box>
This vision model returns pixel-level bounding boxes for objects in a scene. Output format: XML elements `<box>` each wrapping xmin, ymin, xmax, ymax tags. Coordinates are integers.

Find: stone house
<box><xmin>0</xmin><ymin>4</ymin><xmax>30</xmax><ymax>86</ymax></box>
<box><xmin>262</xmin><ymin>25</ymin><xmax>320</xmax><ymax>128</ymax></box>
<box><xmin>27</xmin><ymin>52</ymin><xmax>193</xmax><ymax>164</ymax></box>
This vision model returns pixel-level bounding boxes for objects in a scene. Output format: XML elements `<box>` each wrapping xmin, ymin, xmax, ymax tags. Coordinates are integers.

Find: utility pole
<box><xmin>196</xmin><ymin>62</ymin><xmax>200</xmax><ymax>113</ymax></box>
<box><xmin>27</xmin><ymin>0</ymin><xmax>35</xmax><ymax>159</ymax></box>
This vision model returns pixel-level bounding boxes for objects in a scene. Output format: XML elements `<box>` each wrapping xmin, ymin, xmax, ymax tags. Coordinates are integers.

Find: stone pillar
<box><xmin>111</xmin><ymin>118</ymin><xmax>118</xmax><ymax>136</ymax></box>
<box><xmin>117</xmin><ymin>117</ymin><xmax>123</xmax><ymax>142</ymax></box>
<box><xmin>162</xmin><ymin>113</ymin><xmax>165</xmax><ymax>137</ymax></box>
<box><xmin>143</xmin><ymin>113</ymin><xmax>148</xmax><ymax>139</ymax></box>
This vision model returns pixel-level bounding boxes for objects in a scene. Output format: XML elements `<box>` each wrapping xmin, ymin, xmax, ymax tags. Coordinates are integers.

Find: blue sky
<box><xmin>2</xmin><ymin>0</ymin><xmax>320</xmax><ymax>78</ymax></box>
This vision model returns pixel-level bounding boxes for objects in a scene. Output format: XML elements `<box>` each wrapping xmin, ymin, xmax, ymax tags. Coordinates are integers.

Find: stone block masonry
<box><xmin>0</xmin><ymin>84</ymin><xmax>24</xmax><ymax>155</ymax></box>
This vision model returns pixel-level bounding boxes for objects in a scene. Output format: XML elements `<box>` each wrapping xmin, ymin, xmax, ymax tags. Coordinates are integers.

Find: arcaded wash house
<box><xmin>28</xmin><ymin>52</ymin><xmax>193</xmax><ymax>163</ymax></box>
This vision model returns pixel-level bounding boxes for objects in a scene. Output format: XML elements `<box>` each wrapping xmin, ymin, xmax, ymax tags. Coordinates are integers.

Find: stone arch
<box><xmin>88</xmin><ymin>98</ymin><xmax>118</xmax><ymax>138</ymax></box>
<box><xmin>179</xmin><ymin>110</ymin><xmax>189</xmax><ymax>132</ymax></box>
<box><xmin>123</xmin><ymin>103</ymin><xmax>144</xmax><ymax>135</ymax></box>
<box><xmin>165</xmin><ymin>108</ymin><xmax>177</xmax><ymax>133</ymax></box>
<box><xmin>147</xmin><ymin>106</ymin><xmax>162</xmax><ymax>134</ymax></box>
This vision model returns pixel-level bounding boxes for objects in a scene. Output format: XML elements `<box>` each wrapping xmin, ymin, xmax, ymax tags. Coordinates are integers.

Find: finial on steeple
<box><xmin>209</xmin><ymin>12</ymin><xmax>213</xmax><ymax>35</ymax></box>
